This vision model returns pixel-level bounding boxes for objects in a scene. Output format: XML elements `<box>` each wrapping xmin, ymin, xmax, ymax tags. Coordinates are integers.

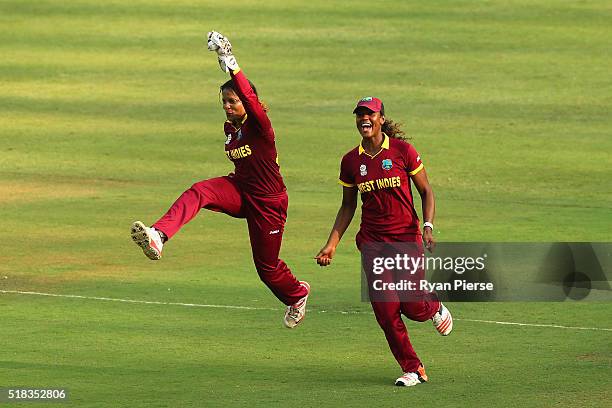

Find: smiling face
<box><xmin>355</xmin><ymin>107</ymin><xmax>385</xmax><ymax>139</ymax></box>
<box><xmin>221</xmin><ymin>88</ymin><xmax>246</xmax><ymax>124</ymax></box>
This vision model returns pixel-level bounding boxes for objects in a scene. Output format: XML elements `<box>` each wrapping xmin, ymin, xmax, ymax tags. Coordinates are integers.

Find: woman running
<box><xmin>315</xmin><ymin>97</ymin><xmax>453</xmax><ymax>386</ymax></box>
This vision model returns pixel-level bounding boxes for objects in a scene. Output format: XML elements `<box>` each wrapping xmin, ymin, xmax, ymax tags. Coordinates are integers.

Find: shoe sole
<box><xmin>130</xmin><ymin>221</ymin><xmax>161</xmax><ymax>260</ymax></box>
<box><xmin>283</xmin><ymin>281</ymin><xmax>310</xmax><ymax>329</ymax></box>
<box><xmin>395</xmin><ymin>379</ymin><xmax>424</xmax><ymax>387</ymax></box>
<box><xmin>395</xmin><ymin>366</ymin><xmax>428</xmax><ymax>386</ymax></box>
<box><xmin>296</xmin><ymin>281</ymin><xmax>310</xmax><ymax>327</ymax></box>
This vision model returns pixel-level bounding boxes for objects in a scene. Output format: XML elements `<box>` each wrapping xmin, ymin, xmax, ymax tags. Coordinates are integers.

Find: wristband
<box><xmin>423</xmin><ymin>221</ymin><xmax>434</xmax><ymax>231</ymax></box>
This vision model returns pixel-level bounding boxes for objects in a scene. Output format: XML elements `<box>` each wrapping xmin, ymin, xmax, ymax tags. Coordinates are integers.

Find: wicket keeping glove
<box><xmin>207</xmin><ymin>31</ymin><xmax>240</xmax><ymax>73</ymax></box>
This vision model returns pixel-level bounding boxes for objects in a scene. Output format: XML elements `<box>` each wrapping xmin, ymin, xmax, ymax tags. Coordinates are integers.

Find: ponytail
<box><xmin>382</xmin><ymin>118</ymin><xmax>408</xmax><ymax>141</ymax></box>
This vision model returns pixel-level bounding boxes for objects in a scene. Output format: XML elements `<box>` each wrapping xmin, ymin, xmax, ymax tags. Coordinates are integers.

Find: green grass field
<box><xmin>1</xmin><ymin>0</ymin><xmax>611</xmax><ymax>406</ymax></box>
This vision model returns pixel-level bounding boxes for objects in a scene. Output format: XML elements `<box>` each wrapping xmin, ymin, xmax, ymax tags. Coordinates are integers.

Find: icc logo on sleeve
<box><xmin>382</xmin><ymin>159</ymin><xmax>393</xmax><ymax>170</ymax></box>
<box><xmin>225</xmin><ymin>134</ymin><xmax>232</xmax><ymax>145</ymax></box>
<box><xmin>360</xmin><ymin>164</ymin><xmax>367</xmax><ymax>176</ymax></box>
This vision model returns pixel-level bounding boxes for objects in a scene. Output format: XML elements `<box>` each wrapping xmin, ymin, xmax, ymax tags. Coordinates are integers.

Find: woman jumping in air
<box><xmin>131</xmin><ymin>31</ymin><xmax>309</xmax><ymax>329</ymax></box>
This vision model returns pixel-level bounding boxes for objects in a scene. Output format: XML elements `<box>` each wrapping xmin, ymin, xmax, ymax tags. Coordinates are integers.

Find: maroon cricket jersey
<box><xmin>339</xmin><ymin>135</ymin><xmax>424</xmax><ymax>236</ymax></box>
<box><xmin>223</xmin><ymin>70</ymin><xmax>286</xmax><ymax>196</ymax></box>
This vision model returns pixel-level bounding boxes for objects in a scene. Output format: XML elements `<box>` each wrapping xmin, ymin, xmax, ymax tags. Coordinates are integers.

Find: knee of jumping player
<box><xmin>254</xmin><ymin>260</ymin><xmax>281</xmax><ymax>282</ymax></box>
<box><xmin>187</xmin><ymin>182</ymin><xmax>213</xmax><ymax>207</ymax></box>
<box><xmin>255</xmin><ymin>264</ymin><xmax>276</xmax><ymax>279</ymax></box>
<box><xmin>190</xmin><ymin>181</ymin><xmax>208</xmax><ymax>194</ymax></box>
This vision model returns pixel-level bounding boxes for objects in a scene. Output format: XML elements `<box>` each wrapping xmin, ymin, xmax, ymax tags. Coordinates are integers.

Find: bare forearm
<box><xmin>325</xmin><ymin>204</ymin><xmax>356</xmax><ymax>249</ymax></box>
<box><xmin>421</xmin><ymin>188</ymin><xmax>435</xmax><ymax>223</ymax></box>
<box><xmin>412</xmin><ymin>169</ymin><xmax>435</xmax><ymax>224</ymax></box>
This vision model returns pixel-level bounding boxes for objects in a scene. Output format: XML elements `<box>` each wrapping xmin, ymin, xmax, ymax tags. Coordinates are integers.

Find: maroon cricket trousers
<box><xmin>357</xmin><ymin>230</ymin><xmax>441</xmax><ymax>373</ymax></box>
<box><xmin>152</xmin><ymin>176</ymin><xmax>307</xmax><ymax>305</ymax></box>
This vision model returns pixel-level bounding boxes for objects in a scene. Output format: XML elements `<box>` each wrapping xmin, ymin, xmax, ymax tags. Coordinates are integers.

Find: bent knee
<box><xmin>190</xmin><ymin>180</ymin><xmax>211</xmax><ymax>192</ymax></box>
<box><xmin>374</xmin><ymin>314</ymin><xmax>405</xmax><ymax>332</ymax></box>
<box><xmin>402</xmin><ymin>307</ymin><xmax>433</xmax><ymax>322</ymax></box>
<box><xmin>255</xmin><ymin>264</ymin><xmax>278</xmax><ymax>277</ymax></box>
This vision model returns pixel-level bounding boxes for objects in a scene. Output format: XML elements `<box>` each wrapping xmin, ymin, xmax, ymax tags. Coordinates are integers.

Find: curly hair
<box><xmin>220</xmin><ymin>79</ymin><xmax>269</xmax><ymax>112</ymax></box>
<box><xmin>376</xmin><ymin>102</ymin><xmax>408</xmax><ymax>141</ymax></box>
<box><xmin>382</xmin><ymin>119</ymin><xmax>408</xmax><ymax>141</ymax></box>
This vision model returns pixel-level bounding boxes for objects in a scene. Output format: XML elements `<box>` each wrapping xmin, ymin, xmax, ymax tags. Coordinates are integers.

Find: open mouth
<box><xmin>360</xmin><ymin>122</ymin><xmax>372</xmax><ymax>131</ymax></box>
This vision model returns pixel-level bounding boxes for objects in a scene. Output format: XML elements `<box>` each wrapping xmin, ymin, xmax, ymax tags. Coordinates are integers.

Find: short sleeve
<box><xmin>339</xmin><ymin>154</ymin><xmax>355</xmax><ymax>187</ymax></box>
<box><xmin>405</xmin><ymin>144</ymin><xmax>424</xmax><ymax>176</ymax></box>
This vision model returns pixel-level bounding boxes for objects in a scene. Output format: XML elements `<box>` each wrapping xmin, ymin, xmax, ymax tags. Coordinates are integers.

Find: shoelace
<box><xmin>287</xmin><ymin>295</ymin><xmax>307</xmax><ymax>320</ymax></box>
<box><xmin>287</xmin><ymin>306</ymin><xmax>300</xmax><ymax>320</ymax></box>
<box><xmin>403</xmin><ymin>372</ymin><xmax>421</xmax><ymax>382</ymax></box>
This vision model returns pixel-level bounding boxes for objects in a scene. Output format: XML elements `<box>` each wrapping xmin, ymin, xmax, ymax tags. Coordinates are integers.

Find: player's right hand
<box><xmin>315</xmin><ymin>245</ymin><xmax>336</xmax><ymax>267</ymax></box>
<box><xmin>423</xmin><ymin>228</ymin><xmax>436</xmax><ymax>253</ymax></box>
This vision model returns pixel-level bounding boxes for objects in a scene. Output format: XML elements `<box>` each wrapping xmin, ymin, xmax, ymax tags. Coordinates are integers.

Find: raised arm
<box><xmin>230</xmin><ymin>70</ymin><xmax>273</xmax><ymax>134</ymax></box>
<box><xmin>315</xmin><ymin>186</ymin><xmax>358</xmax><ymax>266</ymax></box>
<box><xmin>207</xmin><ymin>31</ymin><xmax>272</xmax><ymax>135</ymax></box>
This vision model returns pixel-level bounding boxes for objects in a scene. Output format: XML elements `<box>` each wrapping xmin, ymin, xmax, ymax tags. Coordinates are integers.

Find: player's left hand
<box><xmin>423</xmin><ymin>228</ymin><xmax>435</xmax><ymax>253</ymax></box>
<box><xmin>207</xmin><ymin>31</ymin><xmax>233</xmax><ymax>55</ymax></box>
<box><xmin>207</xmin><ymin>31</ymin><xmax>240</xmax><ymax>73</ymax></box>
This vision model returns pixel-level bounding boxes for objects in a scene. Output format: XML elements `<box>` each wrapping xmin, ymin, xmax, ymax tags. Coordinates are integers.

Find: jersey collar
<box><xmin>225</xmin><ymin>114</ymin><xmax>248</xmax><ymax>129</ymax></box>
<box><xmin>359</xmin><ymin>133</ymin><xmax>390</xmax><ymax>156</ymax></box>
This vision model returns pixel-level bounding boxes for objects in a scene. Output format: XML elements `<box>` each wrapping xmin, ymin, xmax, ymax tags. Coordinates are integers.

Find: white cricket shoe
<box><xmin>283</xmin><ymin>281</ymin><xmax>310</xmax><ymax>329</ymax></box>
<box><xmin>432</xmin><ymin>302</ymin><xmax>453</xmax><ymax>336</ymax></box>
<box><xmin>130</xmin><ymin>221</ymin><xmax>163</xmax><ymax>260</ymax></box>
<box><xmin>395</xmin><ymin>364</ymin><xmax>428</xmax><ymax>387</ymax></box>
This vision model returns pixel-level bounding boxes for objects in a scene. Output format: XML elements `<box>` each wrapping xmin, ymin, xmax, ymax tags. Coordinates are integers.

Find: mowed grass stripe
<box><xmin>0</xmin><ymin>96</ymin><xmax>213</xmax><ymax>123</ymax></box>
